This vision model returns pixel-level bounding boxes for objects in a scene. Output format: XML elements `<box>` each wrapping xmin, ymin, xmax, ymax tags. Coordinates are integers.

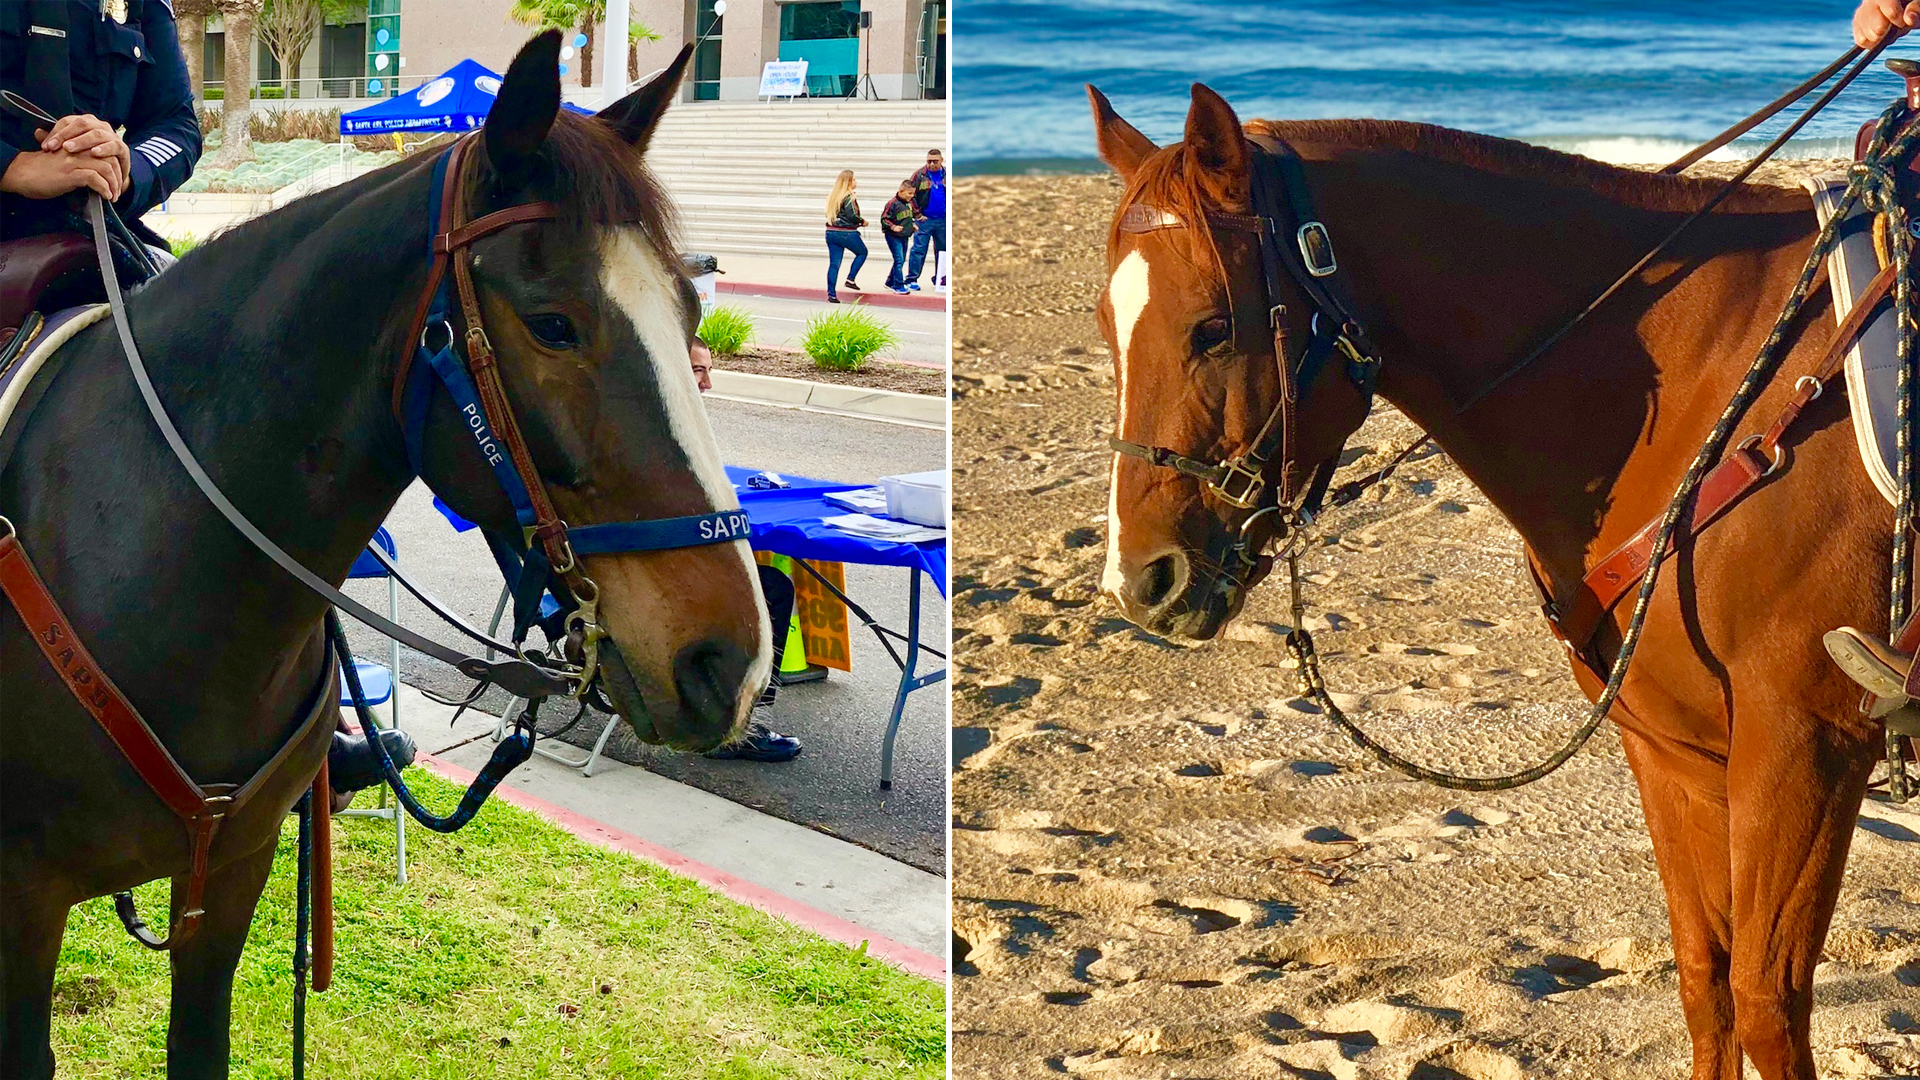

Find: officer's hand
<box><xmin>1857</xmin><ymin>0</ymin><xmax>1920</xmax><ymax>46</ymax></box>
<box><xmin>0</xmin><ymin>149</ymin><xmax>122</xmax><ymax>201</ymax></box>
<box><xmin>37</xmin><ymin>116</ymin><xmax>131</xmax><ymax>196</ymax></box>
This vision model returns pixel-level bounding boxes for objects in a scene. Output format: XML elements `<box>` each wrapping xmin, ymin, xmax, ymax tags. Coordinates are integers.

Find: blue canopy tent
<box><xmin>339</xmin><ymin>58</ymin><xmax>594</xmax><ymax>135</ymax></box>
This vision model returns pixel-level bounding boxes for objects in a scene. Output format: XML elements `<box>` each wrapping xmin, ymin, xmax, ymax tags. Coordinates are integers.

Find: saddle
<box><xmin>0</xmin><ymin>233</ymin><xmax>98</xmax><ymax>356</ymax></box>
<box><xmin>1794</xmin><ymin>110</ymin><xmax>1920</xmax><ymax>509</ymax></box>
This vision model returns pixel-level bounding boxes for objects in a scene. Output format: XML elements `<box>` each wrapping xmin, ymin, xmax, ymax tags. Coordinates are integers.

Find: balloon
<box><xmin>561</xmin><ymin>46</ymin><xmax>575</xmax><ymax>60</ymax></box>
<box><xmin>375</xmin><ymin>28</ymin><xmax>390</xmax><ymax>45</ymax></box>
<box><xmin>374</xmin><ymin>53</ymin><xmax>389</xmax><ymax>71</ymax></box>
<box><xmin>574</xmin><ymin>33</ymin><xmax>587</xmax><ymax>48</ymax></box>
<box><xmin>368</xmin><ymin>78</ymin><xmax>383</xmax><ymax>92</ymax></box>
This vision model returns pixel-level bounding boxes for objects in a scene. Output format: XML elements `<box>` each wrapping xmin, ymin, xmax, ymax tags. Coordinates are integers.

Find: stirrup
<box><xmin>1823</xmin><ymin>627</ymin><xmax>1914</xmax><ymax>702</ymax></box>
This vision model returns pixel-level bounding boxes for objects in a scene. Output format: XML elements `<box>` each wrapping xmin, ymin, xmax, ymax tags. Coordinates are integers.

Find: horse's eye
<box><xmin>525</xmin><ymin>313</ymin><xmax>578</xmax><ymax>349</ymax></box>
<box><xmin>1192</xmin><ymin>316</ymin><xmax>1233</xmax><ymax>355</ymax></box>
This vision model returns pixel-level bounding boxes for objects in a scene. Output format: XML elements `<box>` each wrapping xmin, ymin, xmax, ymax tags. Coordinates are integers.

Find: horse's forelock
<box><xmin>464</xmin><ymin>110</ymin><xmax>680</xmax><ymax>259</ymax></box>
<box><xmin>1110</xmin><ymin>143</ymin><xmax>1231</xmax><ymax>279</ymax></box>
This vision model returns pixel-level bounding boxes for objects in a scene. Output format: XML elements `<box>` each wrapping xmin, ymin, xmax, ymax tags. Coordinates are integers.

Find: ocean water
<box><xmin>956</xmin><ymin>0</ymin><xmax>1920</xmax><ymax>171</ymax></box>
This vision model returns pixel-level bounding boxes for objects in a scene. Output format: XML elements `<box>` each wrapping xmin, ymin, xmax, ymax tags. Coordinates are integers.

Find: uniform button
<box><xmin>132</xmin><ymin>45</ymin><xmax>141</xmax><ymax>58</ymax></box>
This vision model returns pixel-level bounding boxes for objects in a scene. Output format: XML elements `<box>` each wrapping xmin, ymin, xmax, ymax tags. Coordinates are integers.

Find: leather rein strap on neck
<box><xmin>1108</xmin><ymin>134</ymin><xmax>1381</xmax><ymax>550</ymax></box>
<box><xmin>0</xmin><ymin>514</ymin><xmax>338</xmax><ymax>948</ymax></box>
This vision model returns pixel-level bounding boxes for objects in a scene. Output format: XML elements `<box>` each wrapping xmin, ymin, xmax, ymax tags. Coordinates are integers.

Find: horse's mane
<box><xmin>187</xmin><ymin>110</ymin><xmax>678</xmax><ymax>274</ymax></box>
<box><xmin>1111</xmin><ymin>117</ymin><xmax>1807</xmax><ymax>265</ymax></box>
<box><xmin>1251</xmin><ymin>119</ymin><xmax>1807</xmax><ymax>216</ymax></box>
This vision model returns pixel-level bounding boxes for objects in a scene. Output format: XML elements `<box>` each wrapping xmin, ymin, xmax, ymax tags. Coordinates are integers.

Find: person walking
<box><xmin>881</xmin><ymin>179</ymin><xmax>917</xmax><ymax>294</ymax></box>
<box><xmin>823</xmin><ymin>168</ymin><xmax>867</xmax><ymax>303</ymax></box>
<box><xmin>905</xmin><ymin>148</ymin><xmax>947</xmax><ymax>290</ymax></box>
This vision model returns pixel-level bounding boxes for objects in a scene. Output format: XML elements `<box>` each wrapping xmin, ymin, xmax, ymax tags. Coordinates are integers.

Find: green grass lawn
<box><xmin>50</xmin><ymin>773</ymin><xmax>945</xmax><ymax>1079</ymax></box>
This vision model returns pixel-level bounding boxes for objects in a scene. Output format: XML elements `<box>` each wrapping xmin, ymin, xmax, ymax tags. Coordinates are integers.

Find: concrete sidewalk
<box><xmin>714</xmin><ymin>253</ymin><xmax>948</xmax><ymax>311</ymax></box>
<box><xmin>360</xmin><ymin>683</ymin><xmax>948</xmax><ymax>980</ymax></box>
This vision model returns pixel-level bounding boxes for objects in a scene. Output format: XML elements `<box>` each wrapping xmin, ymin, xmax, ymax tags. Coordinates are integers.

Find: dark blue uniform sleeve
<box><xmin>118</xmin><ymin>0</ymin><xmax>201</xmax><ymax>218</ymax></box>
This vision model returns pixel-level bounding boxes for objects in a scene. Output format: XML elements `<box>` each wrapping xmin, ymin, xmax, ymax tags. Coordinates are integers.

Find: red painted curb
<box><xmin>416</xmin><ymin>752</ymin><xmax>950</xmax><ymax>984</ymax></box>
<box><xmin>719</xmin><ymin>279</ymin><xmax>948</xmax><ymax>311</ymax></box>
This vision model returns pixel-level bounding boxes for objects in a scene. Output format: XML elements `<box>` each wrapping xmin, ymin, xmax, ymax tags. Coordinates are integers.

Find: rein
<box><xmin>1111</xmin><ymin>39</ymin><xmax>1916</xmax><ymax>790</ymax></box>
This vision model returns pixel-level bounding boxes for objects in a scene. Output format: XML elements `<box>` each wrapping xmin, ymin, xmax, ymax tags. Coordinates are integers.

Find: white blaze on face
<box><xmin>600</xmin><ymin>228</ymin><xmax>774</xmax><ymax>701</ymax></box>
<box><xmin>1103</xmin><ymin>248</ymin><xmax>1152</xmax><ymax>597</ymax></box>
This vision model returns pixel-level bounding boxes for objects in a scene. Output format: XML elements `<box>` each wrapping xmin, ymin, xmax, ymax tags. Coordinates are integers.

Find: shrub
<box><xmin>168</xmin><ymin>234</ymin><xmax>201</xmax><ymax>257</ymax></box>
<box><xmin>801</xmin><ymin>309</ymin><xmax>900</xmax><ymax>372</ymax></box>
<box><xmin>698</xmin><ymin>305</ymin><xmax>756</xmax><ymax>355</ymax></box>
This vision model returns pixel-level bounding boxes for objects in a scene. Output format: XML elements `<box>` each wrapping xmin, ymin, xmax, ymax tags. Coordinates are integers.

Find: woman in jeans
<box><xmin>824</xmin><ymin>169</ymin><xmax>867</xmax><ymax>303</ymax></box>
<box><xmin>882</xmin><ymin>180</ymin><xmax>918</xmax><ymax>294</ymax></box>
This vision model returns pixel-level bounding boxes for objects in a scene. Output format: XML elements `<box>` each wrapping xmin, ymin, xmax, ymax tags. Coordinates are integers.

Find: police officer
<box><xmin>0</xmin><ymin>0</ymin><xmax>202</xmax><ymax>259</ymax></box>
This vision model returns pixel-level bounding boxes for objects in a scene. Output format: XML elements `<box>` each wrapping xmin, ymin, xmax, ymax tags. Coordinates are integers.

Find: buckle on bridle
<box><xmin>1213</xmin><ymin>459</ymin><xmax>1265</xmax><ymax>509</ymax></box>
<box><xmin>1297</xmin><ymin>221</ymin><xmax>1338</xmax><ymax>278</ymax></box>
<box><xmin>562</xmin><ymin>577</ymin><xmax>606</xmax><ymax>699</ymax></box>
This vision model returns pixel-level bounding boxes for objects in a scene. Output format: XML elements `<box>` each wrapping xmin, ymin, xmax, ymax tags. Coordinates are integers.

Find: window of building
<box><xmin>778</xmin><ymin>0</ymin><xmax>859</xmax><ymax>98</ymax></box>
<box><xmin>918</xmin><ymin>1</ymin><xmax>946</xmax><ymax>100</ymax></box>
<box><xmin>366</xmin><ymin>0</ymin><xmax>402</xmax><ymax>97</ymax></box>
<box><xmin>321</xmin><ymin>21</ymin><xmax>368</xmax><ymax>98</ymax></box>
<box><xmin>204</xmin><ymin>32</ymin><xmax>224</xmax><ymax>88</ymax></box>
<box><xmin>693</xmin><ymin>0</ymin><xmax>723</xmax><ymax>101</ymax></box>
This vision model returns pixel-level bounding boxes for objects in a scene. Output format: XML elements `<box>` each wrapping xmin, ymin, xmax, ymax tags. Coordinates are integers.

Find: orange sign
<box><xmin>755</xmin><ymin>554</ymin><xmax>853</xmax><ymax>673</ymax></box>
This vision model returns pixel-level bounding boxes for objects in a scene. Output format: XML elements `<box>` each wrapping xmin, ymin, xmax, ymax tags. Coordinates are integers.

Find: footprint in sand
<box><xmin>1509</xmin><ymin>953</ymin><xmax>1621</xmax><ymax>997</ymax></box>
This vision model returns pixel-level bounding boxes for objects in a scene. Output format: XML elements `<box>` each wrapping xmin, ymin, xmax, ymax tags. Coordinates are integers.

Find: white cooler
<box><xmin>880</xmin><ymin>470</ymin><xmax>949</xmax><ymax>528</ymax></box>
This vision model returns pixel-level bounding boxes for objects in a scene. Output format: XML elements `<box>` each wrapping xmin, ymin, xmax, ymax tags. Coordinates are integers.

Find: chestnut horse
<box><xmin>1093</xmin><ymin>83</ymin><xmax>1891</xmax><ymax>1080</ymax></box>
<box><xmin>0</xmin><ymin>35</ymin><xmax>769</xmax><ymax>1079</ymax></box>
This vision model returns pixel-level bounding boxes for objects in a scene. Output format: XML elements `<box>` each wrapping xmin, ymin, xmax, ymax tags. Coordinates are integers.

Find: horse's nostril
<box><xmin>1137</xmin><ymin>554</ymin><xmax>1181</xmax><ymax>608</ymax></box>
<box><xmin>672</xmin><ymin>638</ymin><xmax>751</xmax><ymax>731</ymax></box>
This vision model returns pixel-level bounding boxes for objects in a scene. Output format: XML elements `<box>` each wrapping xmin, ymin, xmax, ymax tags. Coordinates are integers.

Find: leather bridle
<box><xmin>1107</xmin><ymin>134</ymin><xmax>1382</xmax><ymax>591</ymax></box>
<box><xmin>393</xmin><ymin>134</ymin><xmax>754</xmax><ymax>693</ymax></box>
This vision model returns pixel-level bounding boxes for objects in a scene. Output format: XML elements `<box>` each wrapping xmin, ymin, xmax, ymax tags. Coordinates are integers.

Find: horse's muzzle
<box><xmin>1113</xmin><ymin>547</ymin><xmax>1245</xmax><ymax>640</ymax></box>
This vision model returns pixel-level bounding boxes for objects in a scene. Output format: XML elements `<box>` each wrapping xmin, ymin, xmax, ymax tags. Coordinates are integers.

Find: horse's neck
<box><xmin>1321</xmin><ymin>151</ymin><xmax>1816</xmax><ymax>575</ymax></box>
<box><xmin>58</xmin><ymin>167</ymin><xmax>434</xmax><ymax>749</ymax></box>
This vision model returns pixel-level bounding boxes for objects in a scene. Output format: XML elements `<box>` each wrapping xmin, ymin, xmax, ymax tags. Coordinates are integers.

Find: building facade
<box><xmin>215</xmin><ymin>1</ymin><xmax>946</xmax><ymax>104</ymax></box>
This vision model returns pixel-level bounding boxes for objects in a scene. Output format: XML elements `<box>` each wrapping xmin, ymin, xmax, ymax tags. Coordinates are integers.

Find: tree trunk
<box><xmin>578</xmin><ymin>16</ymin><xmax>595</xmax><ymax>89</ymax></box>
<box><xmin>628</xmin><ymin>40</ymin><xmax>638</xmax><ymax>86</ymax></box>
<box><xmin>211</xmin><ymin>1</ymin><xmax>260</xmax><ymax>167</ymax></box>
<box><xmin>287</xmin><ymin>54</ymin><xmax>301</xmax><ymax>99</ymax></box>
<box><xmin>177</xmin><ymin>15</ymin><xmax>206</xmax><ymax>103</ymax></box>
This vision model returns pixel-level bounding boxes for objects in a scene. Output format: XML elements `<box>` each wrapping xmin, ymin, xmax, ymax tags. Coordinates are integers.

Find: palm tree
<box><xmin>208</xmin><ymin>0</ymin><xmax>264</xmax><ymax>166</ymax></box>
<box><xmin>507</xmin><ymin>0</ymin><xmax>659</xmax><ymax>90</ymax></box>
<box><xmin>174</xmin><ymin>0</ymin><xmax>217</xmax><ymax>104</ymax></box>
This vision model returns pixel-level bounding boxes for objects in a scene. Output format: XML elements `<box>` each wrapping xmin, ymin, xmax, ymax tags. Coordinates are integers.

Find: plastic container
<box><xmin>880</xmin><ymin>470</ymin><xmax>948</xmax><ymax>528</ymax></box>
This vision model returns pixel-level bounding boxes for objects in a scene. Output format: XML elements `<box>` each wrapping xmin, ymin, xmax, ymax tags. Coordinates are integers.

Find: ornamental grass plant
<box><xmin>698</xmin><ymin>305</ymin><xmax>757</xmax><ymax>356</ymax></box>
<box><xmin>801</xmin><ymin>309</ymin><xmax>901</xmax><ymax>372</ymax></box>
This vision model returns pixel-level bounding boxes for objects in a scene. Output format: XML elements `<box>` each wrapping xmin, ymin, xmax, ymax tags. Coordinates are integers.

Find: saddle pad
<box><xmin>1806</xmin><ymin>174</ymin><xmax>1902</xmax><ymax>507</ymax></box>
<box><xmin>0</xmin><ymin>304</ymin><xmax>108</xmax><ymax>472</ymax></box>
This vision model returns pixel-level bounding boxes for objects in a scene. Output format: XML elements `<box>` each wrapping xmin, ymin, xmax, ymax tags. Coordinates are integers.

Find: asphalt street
<box><xmin>720</xmin><ymin>292</ymin><xmax>949</xmax><ymax>367</ymax></box>
<box><xmin>339</xmin><ymin>398</ymin><xmax>948</xmax><ymax>873</ymax></box>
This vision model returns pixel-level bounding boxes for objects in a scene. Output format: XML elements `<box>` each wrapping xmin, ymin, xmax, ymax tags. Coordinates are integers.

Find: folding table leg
<box><xmin>881</xmin><ymin>569</ymin><xmax>948</xmax><ymax>790</ymax></box>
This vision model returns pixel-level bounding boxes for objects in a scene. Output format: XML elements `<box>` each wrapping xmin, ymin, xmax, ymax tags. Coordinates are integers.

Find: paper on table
<box><xmin>824</xmin><ymin>487</ymin><xmax>889</xmax><ymax>514</ymax></box>
<box><xmin>820</xmin><ymin>513</ymin><xmax>947</xmax><ymax>543</ymax></box>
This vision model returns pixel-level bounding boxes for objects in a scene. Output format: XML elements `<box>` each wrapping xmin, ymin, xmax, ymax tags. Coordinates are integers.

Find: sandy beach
<box><xmin>951</xmin><ymin>162</ymin><xmax>1920</xmax><ymax>1078</ymax></box>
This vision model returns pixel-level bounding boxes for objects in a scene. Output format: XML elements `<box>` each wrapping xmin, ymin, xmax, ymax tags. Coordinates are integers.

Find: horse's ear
<box><xmin>601</xmin><ymin>43</ymin><xmax>693</xmax><ymax>153</ymax></box>
<box><xmin>1184</xmin><ymin>83</ymin><xmax>1249</xmax><ymax>178</ymax></box>
<box><xmin>485</xmin><ymin>30</ymin><xmax>563</xmax><ymax>189</ymax></box>
<box><xmin>1089</xmin><ymin>84</ymin><xmax>1157</xmax><ymax>181</ymax></box>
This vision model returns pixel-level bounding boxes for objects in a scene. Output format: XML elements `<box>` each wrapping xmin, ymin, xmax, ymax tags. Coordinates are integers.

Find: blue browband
<box><xmin>401</xmin><ymin>144</ymin><xmax>754</xmax><ymax>643</ymax></box>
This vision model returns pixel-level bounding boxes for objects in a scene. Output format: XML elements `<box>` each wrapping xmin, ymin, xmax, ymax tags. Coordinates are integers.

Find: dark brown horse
<box><xmin>1092</xmin><ymin>83</ymin><xmax>1894</xmax><ymax>1080</ymax></box>
<box><xmin>0</xmin><ymin>35</ymin><xmax>770</xmax><ymax>1079</ymax></box>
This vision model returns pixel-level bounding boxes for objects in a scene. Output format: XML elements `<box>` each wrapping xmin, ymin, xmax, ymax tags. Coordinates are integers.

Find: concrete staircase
<box><xmin>646</xmin><ymin>100</ymin><xmax>947</xmax><ymax>261</ymax></box>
